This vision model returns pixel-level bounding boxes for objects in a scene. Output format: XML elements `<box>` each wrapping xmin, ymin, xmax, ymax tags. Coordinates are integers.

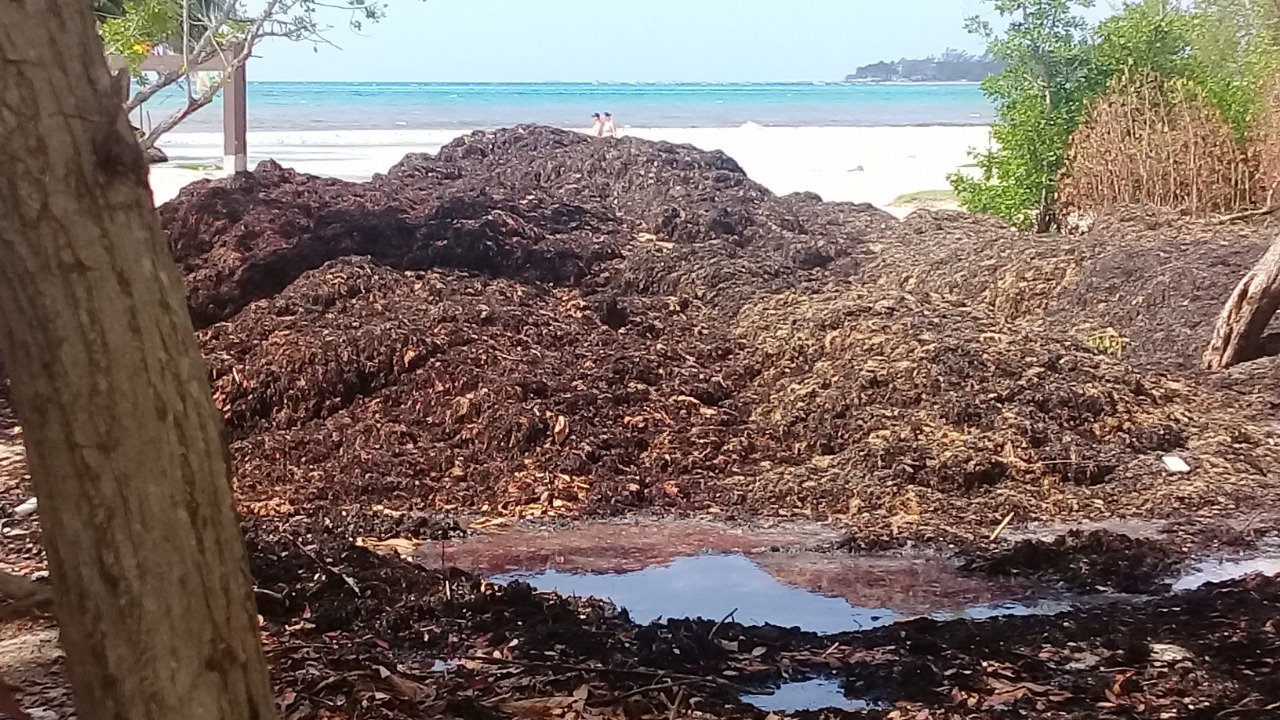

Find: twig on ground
<box><xmin>1212</xmin><ymin>205</ymin><xmax>1280</xmax><ymax>225</ymax></box>
<box><xmin>292</xmin><ymin>539</ymin><xmax>360</xmax><ymax>594</ymax></box>
<box><xmin>254</xmin><ymin>587</ymin><xmax>286</xmax><ymax>604</ymax></box>
<box><xmin>604</xmin><ymin>679</ymin><xmax>698</xmax><ymax>704</ymax></box>
<box><xmin>459</xmin><ymin>654</ymin><xmax>751</xmax><ymax>693</ymax></box>
<box><xmin>989</xmin><ymin>512</ymin><xmax>1016</xmax><ymax>542</ymax></box>
<box><xmin>708</xmin><ymin>608</ymin><xmax>737</xmax><ymax>640</ymax></box>
<box><xmin>668</xmin><ymin>686</ymin><xmax>685</xmax><ymax>720</ymax></box>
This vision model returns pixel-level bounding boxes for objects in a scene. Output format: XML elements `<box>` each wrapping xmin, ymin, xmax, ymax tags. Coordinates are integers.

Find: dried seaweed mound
<box><xmin>381</xmin><ymin>126</ymin><xmax>894</xmax><ymax>312</ymax></box>
<box><xmin>738</xmin><ymin>290</ymin><xmax>1186</xmax><ymax>492</ymax></box>
<box><xmin>203</xmin><ymin>258</ymin><xmax>761</xmax><ymax>516</ymax></box>
<box><xmin>729</xmin><ymin>288</ymin><xmax>1278</xmax><ymax>535</ymax></box>
<box><xmin>156</xmin><ymin>127</ymin><xmax>1280</xmax><ymax>537</ymax></box>
<box><xmin>866</xmin><ymin>207</ymin><xmax>1276</xmax><ymax>371</ymax></box>
<box><xmin>161</xmin><ymin>159</ymin><xmax>626</xmax><ymax>328</ymax></box>
<box><xmin>383</xmin><ymin>124</ymin><xmax>773</xmax><ymax>245</ymax></box>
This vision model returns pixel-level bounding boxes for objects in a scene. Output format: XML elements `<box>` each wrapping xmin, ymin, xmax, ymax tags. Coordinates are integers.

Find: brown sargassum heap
<box><xmin>155</xmin><ymin>125</ymin><xmax>1280</xmax><ymax>541</ymax></box>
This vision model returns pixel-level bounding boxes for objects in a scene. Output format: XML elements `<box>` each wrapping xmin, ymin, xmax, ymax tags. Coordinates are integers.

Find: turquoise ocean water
<box><xmin>138</xmin><ymin>81</ymin><xmax>992</xmax><ymax>132</ymax></box>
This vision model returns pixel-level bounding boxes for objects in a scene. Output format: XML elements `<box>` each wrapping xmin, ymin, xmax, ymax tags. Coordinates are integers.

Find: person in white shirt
<box><xmin>590</xmin><ymin>113</ymin><xmax>604</xmax><ymax>137</ymax></box>
<box><xmin>602</xmin><ymin>112</ymin><xmax>618</xmax><ymax>138</ymax></box>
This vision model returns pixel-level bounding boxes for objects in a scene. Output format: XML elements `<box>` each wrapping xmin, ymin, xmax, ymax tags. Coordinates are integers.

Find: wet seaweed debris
<box><xmin>959</xmin><ymin>529</ymin><xmax>1185</xmax><ymax>593</ymax></box>
<box><xmin>161</xmin><ymin>159</ymin><xmax>630</xmax><ymax>329</ymax></box>
<box><xmin>236</xmin><ymin>511</ymin><xmax>1280</xmax><ymax>720</ymax></box>
<box><xmin>241</xmin><ymin>525</ymin><xmax>1280</xmax><ymax>720</ymax></box>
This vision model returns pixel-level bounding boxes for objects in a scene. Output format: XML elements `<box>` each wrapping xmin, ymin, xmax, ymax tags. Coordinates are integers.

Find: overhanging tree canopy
<box><xmin>102</xmin><ymin>0</ymin><xmax>397</xmax><ymax>151</ymax></box>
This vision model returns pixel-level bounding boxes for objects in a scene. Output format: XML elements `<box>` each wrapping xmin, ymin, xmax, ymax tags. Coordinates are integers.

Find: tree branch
<box><xmin>124</xmin><ymin>69</ymin><xmax>181</xmax><ymax>113</ymax></box>
<box><xmin>1211</xmin><ymin>204</ymin><xmax>1280</xmax><ymax>224</ymax></box>
<box><xmin>138</xmin><ymin>0</ymin><xmax>287</xmax><ymax>149</ymax></box>
<box><xmin>123</xmin><ymin>0</ymin><xmax>389</xmax><ymax>144</ymax></box>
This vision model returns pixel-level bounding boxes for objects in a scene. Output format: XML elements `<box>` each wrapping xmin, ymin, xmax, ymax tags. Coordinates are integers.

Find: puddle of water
<box><xmin>931</xmin><ymin>599</ymin><xmax>1074</xmax><ymax>621</ymax></box>
<box><xmin>417</xmin><ymin>519</ymin><xmax>841</xmax><ymax>576</ymax></box>
<box><xmin>1172</xmin><ymin>555</ymin><xmax>1280</xmax><ymax>591</ymax></box>
<box><xmin>741</xmin><ymin>678</ymin><xmax>877</xmax><ymax>713</ymax></box>
<box><xmin>497</xmin><ymin>553</ymin><xmax>1062</xmax><ymax>633</ymax></box>
<box><xmin>418</xmin><ymin>519</ymin><xmax>1072</xmax><ymax>633</ymax></box>
<box><xmin>753</xmin><ymin>552</ymin><xmax>1040</xmax><ymax>616</ymax></box>
<box><xmin>499</xmin><ymin>554</ymin><xmax>898</xmax><ymax>632</ymax></box>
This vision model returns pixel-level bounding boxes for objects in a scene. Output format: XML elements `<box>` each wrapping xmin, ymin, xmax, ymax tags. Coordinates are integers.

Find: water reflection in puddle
<box><xmin>421</xmin><ymin>520</ymin><xmax>841</xmax><ymax>577</ymax></box>
<box><xmin>742</xmin><ymin>678</ymin><xmax>878</xmax><ymax>713</ymax></box>
<box><xmin>498</xmin><ymin>554</ymin><xmax>896</xmax><ymax>632</ymax></box>
<box><xmin>933</xmin><ymin>599</ymin><xmax>1074</xmax><ymax>621</ymax></box>
<box><xmin>496</xmin><ymin>553</ymin><xmax>1061</xmax><ymax>633</ymax></box>
<box><xmin>1173</xmin><ymin>555</ymin><xmax>1280</xmax><ymax>591</ymax></box>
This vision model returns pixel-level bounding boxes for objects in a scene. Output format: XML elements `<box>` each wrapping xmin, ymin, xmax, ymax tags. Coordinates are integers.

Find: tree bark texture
<box><xmin>1204</xmin><ymin>233</ymin><xmax>1280</xmax><ymax>370</ymax></box>
<box><xmin>0</xmin><ymin>2</ymin><xmax>279</xmax><ymax>720</ymax></box>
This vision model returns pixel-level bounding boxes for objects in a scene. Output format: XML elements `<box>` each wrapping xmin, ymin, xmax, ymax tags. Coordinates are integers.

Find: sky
<box><xmin>252</xmin><ymin>0</ymin><xmax>1121</xmax><ymax>83</ymax></box>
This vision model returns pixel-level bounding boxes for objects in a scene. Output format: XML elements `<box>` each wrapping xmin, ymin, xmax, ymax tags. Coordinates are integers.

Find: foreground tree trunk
<box><xmin>0</xmin><ymin>3</ymin><xmax>279</xmax><ymax>720</ymax></box>
<box><xmin>1204</xmin><ymin>234</ymin><xmax>1280</xmax><ymax>370</ymax></box>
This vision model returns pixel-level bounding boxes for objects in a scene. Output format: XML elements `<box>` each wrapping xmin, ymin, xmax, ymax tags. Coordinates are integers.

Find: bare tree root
<box><xmin>0</xmin><ymin>569</ymin><xmax>53</xmax><ymax>621</ymax></box>
<box><xmin>1204</xmin><ymin>233</ymin><xmax>1280</xmax><ymax>370</ymax></box>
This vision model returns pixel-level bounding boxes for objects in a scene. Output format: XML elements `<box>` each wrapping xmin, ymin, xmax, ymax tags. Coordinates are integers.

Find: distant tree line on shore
<box><xmin>846</xmin><ymin>49</ymin><xmax>1006</xmax><ymax>82</ymax></box>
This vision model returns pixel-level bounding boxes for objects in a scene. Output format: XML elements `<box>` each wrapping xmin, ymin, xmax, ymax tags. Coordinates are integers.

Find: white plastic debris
<box><xmin>1161</xmin><ymin>455</ymin><xmax>1191</xmax><ymax>474</ymax></box>
<box><xmin>11</xmin><ymin>496</ymin><xmax>37</xmax><ymax>518</ymax></box>
<box><xmin>1149</xmin><ymin>643</ymin><xmax>1194</xmax><ymax>663</ymax></box>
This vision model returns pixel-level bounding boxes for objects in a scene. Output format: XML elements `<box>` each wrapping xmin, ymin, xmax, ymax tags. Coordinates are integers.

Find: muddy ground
<box><xmin>3</xmin><ymin>126</ymin><xmax>1280</xmax><ymax>719</ymax></box>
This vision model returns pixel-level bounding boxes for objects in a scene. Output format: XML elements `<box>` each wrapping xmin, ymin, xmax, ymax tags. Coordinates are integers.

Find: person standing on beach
<box><xmin>591</xmin><ymin>112</ymin><xmax>604</xmax><ymax>137</ymax></box>
<box><xmin>603</xmin><ymin>112</ymin><xmax>618</xmax><ymax>138</ymax></box>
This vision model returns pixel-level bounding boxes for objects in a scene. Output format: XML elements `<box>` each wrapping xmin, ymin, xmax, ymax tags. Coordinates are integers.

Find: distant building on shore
<box><xmin>847</xmin><ymin>49</ymin><xmax>1005</xmax><ymax>83</ymax></box>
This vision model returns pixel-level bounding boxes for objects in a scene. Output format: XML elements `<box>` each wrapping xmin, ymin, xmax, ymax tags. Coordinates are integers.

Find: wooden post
<box><xmin>108</xmin><ymin>46</ymin><xmax>250</xmax><ymax>175</ymax></box>
<box><xmin>222</xmin><ymin>60</ymin><xmax>247</xmax><ymax>174</ymax></box>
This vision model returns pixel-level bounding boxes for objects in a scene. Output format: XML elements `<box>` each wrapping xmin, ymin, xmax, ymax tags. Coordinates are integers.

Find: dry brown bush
<box><xmin>1251</xmin><ymin>76</ymin><xmax>1280</xmax><ymax>208</ymax></box>
<box><xmin>1060</xmin><ymin>73</ymin><xmax>1255</xmax><ymax>224</ymax></box>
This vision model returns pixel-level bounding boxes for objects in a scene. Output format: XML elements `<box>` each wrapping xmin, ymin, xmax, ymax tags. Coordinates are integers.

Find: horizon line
<box><xmin>235</xmin><ymin>79</ymin><xmax>986</xmax><ymax>86</ymax></box>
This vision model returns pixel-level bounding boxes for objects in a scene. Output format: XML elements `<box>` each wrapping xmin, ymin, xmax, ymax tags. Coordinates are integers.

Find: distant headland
<box><xmin>847</xmin><ymin>49</ymin><xmax>1005</xmax><ymax>83</ymax></box>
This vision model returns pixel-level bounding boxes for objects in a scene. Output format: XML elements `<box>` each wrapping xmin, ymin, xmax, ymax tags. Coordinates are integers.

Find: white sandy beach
<box><xmin>148</xmin><ymin>125</ymin><xmax>991</xmax><ymax>217</ymax></box>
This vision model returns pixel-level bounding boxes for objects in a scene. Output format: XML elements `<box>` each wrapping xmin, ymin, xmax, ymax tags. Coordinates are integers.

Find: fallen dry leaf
<box><xmin>552</xmin><ymin>415</ymin><xmax>570</xmax><ymax>444</ymax></box>
<box><xmin>384</xmin><ymin>674</ymin><xmax>432</xmax><ymax>702</ymax></box>
<box><xmin>355</xmin><ymin>537</ymin><xmax>419</xmax><ymax>555</ymax></box>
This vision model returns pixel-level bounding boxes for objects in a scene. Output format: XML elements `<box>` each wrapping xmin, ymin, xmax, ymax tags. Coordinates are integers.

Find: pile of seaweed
<box><xmin>866</xmin><ymin>206</ymin><xmax>1278</xmax><ymax>371</ymax></box>
<box><xmin>159</xmin><ymin>125</ymin><xmax>1280</xmax><ymax>538</ymax></box>
<box><xmin>730</xmin><ymin>288</ymin><xmax>1275</xmax><ymax>541</ymax></box>
<box><xmin>960</xmin><ymin>529</ymin><xmax>1183</xmax><ymax>593</ymax></box>
<box><xmin>212</xmin><ymin>257</ymin><xmax>761</xmax><ymax>516</ymax></box>
<box><xmin>161</xmin><ymin>159</ymin><xmax>629</xmax><ymax>328</ymax></box>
